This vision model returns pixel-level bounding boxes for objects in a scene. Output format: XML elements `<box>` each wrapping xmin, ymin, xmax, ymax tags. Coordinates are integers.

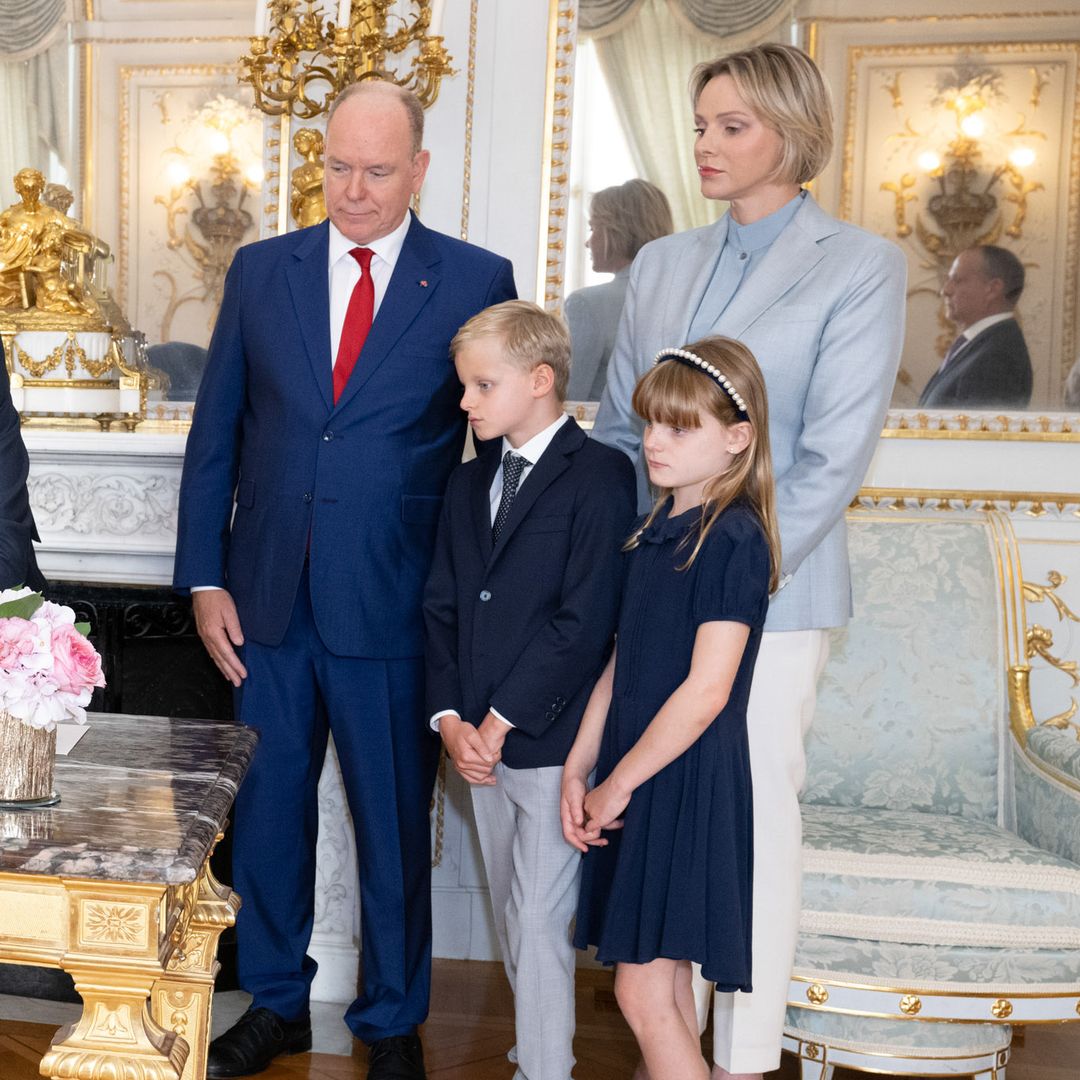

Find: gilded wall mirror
<box><xmin>547</xmin><ymin>1</ymin><xmax>1080</xmax><ymax>425</ymax></box>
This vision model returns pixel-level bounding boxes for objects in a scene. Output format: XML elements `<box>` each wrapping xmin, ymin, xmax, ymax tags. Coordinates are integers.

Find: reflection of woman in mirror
<box><xmin>592</xmin><ymin>44</ymin><xmax>907</xmax><ymax>1080</ymax></box>
<box><xmin>565</xmin><ymin>180</ymin><xmax>673</xmax><ymax>400</ymax></box>
<box><xmin>289</xmin><ymin>127</ymin><xmax>327</xmax><ymax>229</ymax></box>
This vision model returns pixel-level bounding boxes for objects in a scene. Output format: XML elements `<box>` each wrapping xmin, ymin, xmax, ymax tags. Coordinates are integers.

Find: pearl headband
<box><xmin>652</xmin><ymin>347</ymin><xmax>748</xmax><ymax>415</ymax></box>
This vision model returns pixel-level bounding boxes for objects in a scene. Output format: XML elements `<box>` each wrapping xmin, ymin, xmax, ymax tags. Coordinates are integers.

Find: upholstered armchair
<box><xmin>783</xmin><ymin>510</ymin><xmax>1080</xmax><ymax>1079</ymax></box>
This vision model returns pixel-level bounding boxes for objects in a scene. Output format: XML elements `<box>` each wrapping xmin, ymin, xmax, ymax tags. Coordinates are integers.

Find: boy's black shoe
<box><xmin>368</xmin><ymin>1033</ymin><xmax>426</xmax><ymax>1079</ymax></box>
<box><xmin>205</xmin><ymin>1006</ymin><xmax>312</xmax><ymax>1078</ymax></box>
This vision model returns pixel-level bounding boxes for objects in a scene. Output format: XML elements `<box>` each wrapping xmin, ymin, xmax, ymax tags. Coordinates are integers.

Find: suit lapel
<box><xmin>285</xmin><ymin>221</ymin><xmax>334</xmax><ymax>411</ymax></box>
<box><xmin>671</xmin><ymin>219</ymin><xmax>728</xmax><ymax>344</ymax></box>
<box><xmin>333</xmin><ymin>213</ymin><xmax>441</xmax><ymax>413</ymax></box>
<box><xmin>488</xmin><ymin>419</ymin><xmax>583</xmax><ymax>564</ymax></box>
<box><xmin>472</xmin><ymin>446</ymin><xmax>501</xmax><ymax>562</ymax></box>
<box><xmin>716</xmin><ymin>196</ymin><xmax>834</xmax><ymax>338</ymax></box>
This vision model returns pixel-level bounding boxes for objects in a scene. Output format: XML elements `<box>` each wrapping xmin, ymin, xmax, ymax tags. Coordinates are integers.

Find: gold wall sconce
<box><xmin>240</xmin><ymin>0</ymin><xmax>455</xmax><ymax>119</ymax></box>
<box><xmin>880</xmin><ymin>57</ymin><xmax>1044</xmax><ymax>267</ymax></box>
<box><xmin>155</xmin><ymin>96</ymin><xmax>264</xmax><ymax>339</ymax></box>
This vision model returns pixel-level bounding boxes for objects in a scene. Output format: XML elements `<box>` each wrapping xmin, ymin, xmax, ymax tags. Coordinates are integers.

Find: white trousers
<box><xmin>470</xmin><ymin>763</ymin><xmax>580</xmax><ymax>1080</ymax></box>
<box><xmin>693</xmin><ymin>628</ymin><xmax>829</xmax><ymax>1073</ymax></box>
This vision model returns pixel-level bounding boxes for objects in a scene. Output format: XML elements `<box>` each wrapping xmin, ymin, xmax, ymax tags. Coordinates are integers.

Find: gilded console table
<box><xmin>0</xmin><ymin>713</ymin><xmax>257</xmax><ymax>1080</ymax></box>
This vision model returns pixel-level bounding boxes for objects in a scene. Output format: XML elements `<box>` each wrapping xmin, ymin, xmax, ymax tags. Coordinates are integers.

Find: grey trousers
<box><xmin>470</xmin><ymin>763</ymin><xmax>581</xmax><ymax>1080</ymax></box>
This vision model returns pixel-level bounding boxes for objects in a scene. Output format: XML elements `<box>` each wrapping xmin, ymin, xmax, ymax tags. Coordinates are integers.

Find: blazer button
<box><xmin>322</xmin><ymin>431</ymin><xmax>334</xmax><ymax>441</ymax></box>
<box><xmin>479</xmin><ymin>590</ymin><xmax>492</xmax><ymax>602</ymax></box>
<box><xmin>302</xmin><ymin>492</ymin><xmax>313</xmax><ymax>503</ymax></box>
<box><xmin>545</xmin><ymin>712</ymin><xmax>555</xmax><ymax>722</ymax></box>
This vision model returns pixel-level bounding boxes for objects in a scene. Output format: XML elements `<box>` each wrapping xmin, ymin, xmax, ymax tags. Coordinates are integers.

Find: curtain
<box><xmin>0</xmin><ymin>0</ymin><xmax>70</xmax><ymax>61</ymax></box>
<box><xmin>580</xmin><ymin>0</ymin><xmax>790</xmax><ymax>41</ymax></box>
<box><xmin>0</xmin><ymin>0</ymin><xmax>73</xmax><ymax>205</ymax></box>
<box><xmin>588</xmin><ymin>0</ymin><xmax>793</xmax><ymax>232</ymax></box>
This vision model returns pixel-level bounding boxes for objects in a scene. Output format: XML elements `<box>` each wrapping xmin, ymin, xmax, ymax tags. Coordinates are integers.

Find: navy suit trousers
<box><xmin>232</xmin><ymin>567</ymin><xmax>438</xmax><ymax>1042</ymax></box>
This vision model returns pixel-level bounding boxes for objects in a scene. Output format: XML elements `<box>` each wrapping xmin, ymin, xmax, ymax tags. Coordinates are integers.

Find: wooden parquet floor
<box><xmin>2</xmin><ymin>960</ymin><xmax>1077</xmax><ymax>1079</ymax></box>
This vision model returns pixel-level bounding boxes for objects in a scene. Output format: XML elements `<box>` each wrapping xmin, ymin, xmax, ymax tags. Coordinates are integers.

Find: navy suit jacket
<box><xmin>173</xmin><ymin>214</ymin><xmax>516</xmax><ymax>656</ymax></box>
<box><xmin>918</xmin><ymin>317</ymin><xmax>1032</xmax><ymax>409</ymax></box>
<box><xmin>0</xmin><ymin>344</ymin><xmax>45</xmax><ymax>592</ymax></box>
<box><xmin>423</xmin><ymin>418</ymin><xmax>637</xmax><ymax>769</ymax></box>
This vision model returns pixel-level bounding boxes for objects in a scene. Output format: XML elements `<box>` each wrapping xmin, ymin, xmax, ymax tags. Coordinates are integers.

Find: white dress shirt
<box><xmin>431</xmin><ymin>412</ymin><xmax>570</xmax><ymax>732</ymax></box>
<box><xmin>194</xmin><ymin>212</ymin><xmax>413</xmax><ymax>594</ymax></box>
<box><xmin>327</xmin><ymin>212</ymin><xmax>411</xmax><ymax>366</ymax></box>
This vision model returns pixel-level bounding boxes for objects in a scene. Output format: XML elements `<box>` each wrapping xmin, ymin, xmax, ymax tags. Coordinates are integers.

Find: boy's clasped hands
<box><xmin>440</xmin><ymin>711</ymin><xmax>508</xmax><ymax>785</ymax></box>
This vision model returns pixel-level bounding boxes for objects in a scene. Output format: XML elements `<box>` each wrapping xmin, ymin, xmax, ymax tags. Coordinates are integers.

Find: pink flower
<box><xmin>0</xmin><ymin>617</ymin><xmax>50</xmax><ymax>672</ymax></box>
<box><xmin>49</xmin><ymin>624</ymin><xmax>106</xmax><ymax>695</ymax></box>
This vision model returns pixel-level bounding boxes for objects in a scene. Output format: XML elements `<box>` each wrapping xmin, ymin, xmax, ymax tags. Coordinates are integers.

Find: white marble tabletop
<box><xmin>0</xmin><ymin>713</ymin><xmax>257</xmax><ymax>885</ymax></box>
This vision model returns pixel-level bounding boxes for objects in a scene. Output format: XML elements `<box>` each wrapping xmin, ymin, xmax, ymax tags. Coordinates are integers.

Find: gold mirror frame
<box><xmin>537</xmin><ymin>3</ymin><xmax>1080</xmax><ymax>442</ymax></box>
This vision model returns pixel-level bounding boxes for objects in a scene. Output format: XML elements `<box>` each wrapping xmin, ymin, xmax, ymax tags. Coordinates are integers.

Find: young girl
<box><xmin>562</xmin><ymin>336</ymin><xmax>779</xmax><ymax>1080</ymax></box>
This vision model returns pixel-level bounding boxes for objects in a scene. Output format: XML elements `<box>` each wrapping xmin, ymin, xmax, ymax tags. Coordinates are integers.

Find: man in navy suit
<box><xmin>173</xmin><ymin>81</ymin><xmax>515</xmax><ymax>1080</ymax></box>
<box><xmin>919</xmin><ymin>244</ymin><xmax>1032</xmax><ymax>409</ymax></box>
<box><xmin>0</xmin><ymin>344</ymin><xmax>45</xmax><ymax>592</ymax></box>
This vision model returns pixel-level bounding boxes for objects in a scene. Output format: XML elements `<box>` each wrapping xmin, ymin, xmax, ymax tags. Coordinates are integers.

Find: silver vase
<box><xmin>0</xmin><ymin>709</ymin><xmax>60</xmax><ymax>807</ymax></box>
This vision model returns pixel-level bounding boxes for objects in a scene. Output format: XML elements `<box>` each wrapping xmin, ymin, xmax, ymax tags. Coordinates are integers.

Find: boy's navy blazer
<box><xmin>173</xmin><ymin>214</ymin><xmax>516</xmax><ymax>657</ymax></box>
<box><xmin>423</xmin><ymin>417</ymin><xmax>637</xmax><ymax>769</ymax></box>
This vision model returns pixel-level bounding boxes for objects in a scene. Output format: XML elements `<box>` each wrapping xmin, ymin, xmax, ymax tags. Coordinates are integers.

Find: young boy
<box><xmin>423</xmin><ymin>300</ymin><xmax>636</xmax><ymax>1080</ymax></box>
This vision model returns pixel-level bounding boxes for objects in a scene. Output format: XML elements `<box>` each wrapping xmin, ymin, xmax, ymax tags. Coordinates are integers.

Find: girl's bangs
<box><xmin>632</xmin><ymin>362</ymin><xmax>713</xmax><ymax>429</ymax></box>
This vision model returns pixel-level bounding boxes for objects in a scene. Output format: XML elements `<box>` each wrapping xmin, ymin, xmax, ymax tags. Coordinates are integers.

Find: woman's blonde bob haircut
<box><xmin>626</xmin><ymin>336</ymin><xmax>781</xmax><ymax>590</ymax></box>
<box><xmin>690</xmin><ymin>43</ymin><xmax>833</xmax><ymax>186</ymax></box>
<box><xmin>590</xmin><ymin>179</ymin><xmax>674</xmax><ymax>267</ymax></box>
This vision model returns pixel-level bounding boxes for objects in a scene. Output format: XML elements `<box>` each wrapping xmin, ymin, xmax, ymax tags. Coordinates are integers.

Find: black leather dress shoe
<box><xmin>367</xmin><ymin>1033</ymin><xmax>426</xmax><ymax>1079</ymax></box>
<box><xmin>206</xmin><ymin>1006</ymin><xmax>312</xmax><ymax>1078</ymax></box>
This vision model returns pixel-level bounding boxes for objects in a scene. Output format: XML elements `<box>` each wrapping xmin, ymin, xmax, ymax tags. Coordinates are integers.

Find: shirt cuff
<box><xmin>430</xmin><ymin>709</ymin><xmax>461</xmax><ymax>733</ymax></box>
<box><xmin>191</xmin><ymin>586</ymin><xmax>224</xmax><ymax>592</ymax></box>
<box><xmin>489</xmin><ymin>706</ymin><xmax>514</xmax><ymax>729</ymax></box>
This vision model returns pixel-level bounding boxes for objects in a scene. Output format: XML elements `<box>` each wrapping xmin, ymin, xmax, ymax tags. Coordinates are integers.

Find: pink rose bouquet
<box><xmin>0</xmin><ymin>587</ymin><xmax>105</xmax><ymax>729</ymax></box>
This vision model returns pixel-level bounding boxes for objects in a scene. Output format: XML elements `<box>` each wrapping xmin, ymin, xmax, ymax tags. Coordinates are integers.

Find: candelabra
<box><xmin>155</xmin><ymin>97</ymin><xmax>263</xmax><ymax>339</ymax></box>
<box><xmin>880</xmin><ymin>58</ymin><xmax>1043</xmax><ymax>267</ymax></box>
<box><xmin>240</xmin><ymin>0</ymin><xmax>454</xmax><ymax>119</ymax></box>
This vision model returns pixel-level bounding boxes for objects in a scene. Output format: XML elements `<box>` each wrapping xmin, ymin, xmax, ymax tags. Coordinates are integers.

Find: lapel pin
<box><xmin>419</xmin><ymin>279</ymin><xmax>428</xmax><ymax>287</ymax></box>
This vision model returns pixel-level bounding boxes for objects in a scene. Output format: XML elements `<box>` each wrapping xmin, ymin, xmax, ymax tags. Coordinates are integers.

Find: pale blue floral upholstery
<box><xmin>803</xmin><ymin>519</ymin><xmax>1002</xmax><ymax>821</ymax></box>
<box><xmin>1013</xmin><ymin>742</ymin><xmax>1080</xmax><ymax>867</ymax></box>
<box><xmin>787</xmin><ymin>512</ymin><xmax>1080</xmax><ymax>1068</ymax></box>
<box><xmin>795</xmin><ymin>932</ymin><xmax>1080</xmax><ymax>986</ymax></box>
<box><xmin>785</xmin><ymin>1005</ymin><xmax>1010</xmax><ymax>1053</ymax></box>
<box><xmin>1026</xmin><ymin>725</ymin><xmax>1080</xmax><ymax>785</ymax></box>
<box><xmin>802</xmin><ymin>806</ymin><xmax>1080</xmax><ymax>949</ymax></box>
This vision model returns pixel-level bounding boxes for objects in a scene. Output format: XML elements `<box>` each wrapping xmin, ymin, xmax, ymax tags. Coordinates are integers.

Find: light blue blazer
<box><xmin>593</xmin><ymin>194</ymin><xmax>907</xmax><ymax>632</ymax></box>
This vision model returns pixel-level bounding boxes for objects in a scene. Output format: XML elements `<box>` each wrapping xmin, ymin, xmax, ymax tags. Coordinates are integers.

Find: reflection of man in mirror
<box><xmin>918</xmin><ymin>245</ymin><xmax>1032</xmax><ymax>409</ymax></box>
<box><xmin>565</xmin><ymin>180</ymin><xmax>672</xmax><ymax>400</ymax></box>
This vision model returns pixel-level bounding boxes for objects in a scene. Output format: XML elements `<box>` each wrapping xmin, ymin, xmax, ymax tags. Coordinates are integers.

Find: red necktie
<box><xmin>333</xmin><ymin>247</ymin><xmax>374</xmax><ymax>403</ymax></box>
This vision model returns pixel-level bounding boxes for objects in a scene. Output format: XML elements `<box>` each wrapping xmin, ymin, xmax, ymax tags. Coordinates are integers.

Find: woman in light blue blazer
<box><xmin>593</xmin><ymin>44</ymin><xmax>907</xmax><ymax>1080</ymax></box>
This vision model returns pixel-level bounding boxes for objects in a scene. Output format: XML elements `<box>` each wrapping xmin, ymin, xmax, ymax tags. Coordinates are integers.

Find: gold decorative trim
<box><xmin>855</xmin><ymin>488</ymin><xmax>1080</xmax><ymax>515</ymax></box>
<box><xmin>535</xmin><ymin>0</ymin><xmax>574</xmax><ymax>308</ymax></box>
<box><xmin>792</xmin><ymin>971</ymin><xmax>1080</xmax><ymax>1000</ymax></box>
<box><xmin>785</xmin><ymin>1038</ymin><xmax>1010</xmax><ymax>1067</ymax></box>
<box><xmin>992</xmin><ymin>998</ymin><xmax>1015</xmax><ymax>1019</ymax></box>
<box><xmin>899</xmin><ymin>993</ymin><xmax>922</xmax><ymax>1015</ymax></box>
<box><xmin>807</xmin><ymin>983</ymin><xmax>829</xmax><ymax>1005</ymax></box>
<box><xmin>1026</xmin><ymin>625</ymin><xmax>1079</xmax><ymax>686</ymax></box>
<box><xmin>275</xmin><ymin>114</ymin><xmax>291</xmax><ymax>237</ymax></box>
<box><xmin>837</xmin><ymin>40</ymin><xmax>1080</xmax><ymax>397</ymax></box>
<box><xmin>882</xmin><ymin>413</ymin><xmax>1080</xmax><ymax>441</ymax></box>
<box><xmin>1024</xmin><ymin>571</ymin><xmax>1080</xmax><ymax>623</ymax></box>
<box><xmin>459</xmin><ymin>0</ymin><xmax>479</xmax><ymax>241</ymax></box>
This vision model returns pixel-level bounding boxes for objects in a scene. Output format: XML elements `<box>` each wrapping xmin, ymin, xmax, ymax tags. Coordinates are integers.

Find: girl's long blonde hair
<box><xmin>625</xmin><ymin>336</ymin><xmax>781</xmax><ymax>590</ymax></box>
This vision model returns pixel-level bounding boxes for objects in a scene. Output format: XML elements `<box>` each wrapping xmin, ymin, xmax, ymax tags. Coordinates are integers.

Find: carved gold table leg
<box><xmin>43</xmin><ymin>881</ymin><xmax>185</xmax><ymax>1080</ymax></box>
<box><xmin>151</xmin><ymin>849</ymin><xmax>241</xmax><ymax>1080</ymax></box>
<box><xmin>41</xmin><ymin>963</ymin><xmax>187</xmax><ymax>1080</ymax></box>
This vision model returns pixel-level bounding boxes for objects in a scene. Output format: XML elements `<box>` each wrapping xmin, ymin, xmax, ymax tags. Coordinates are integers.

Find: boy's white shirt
<box><xmin>430</xmin><ymin>411</ymin><xmax>569</xmax><ymax>732</ymax></box>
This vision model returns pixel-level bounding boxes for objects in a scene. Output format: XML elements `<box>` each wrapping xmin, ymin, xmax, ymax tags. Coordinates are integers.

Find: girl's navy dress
<box><xmin>574</xmin><ymin>500</ymin><xmax>769</xmax><ymax>990</ymax></box>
